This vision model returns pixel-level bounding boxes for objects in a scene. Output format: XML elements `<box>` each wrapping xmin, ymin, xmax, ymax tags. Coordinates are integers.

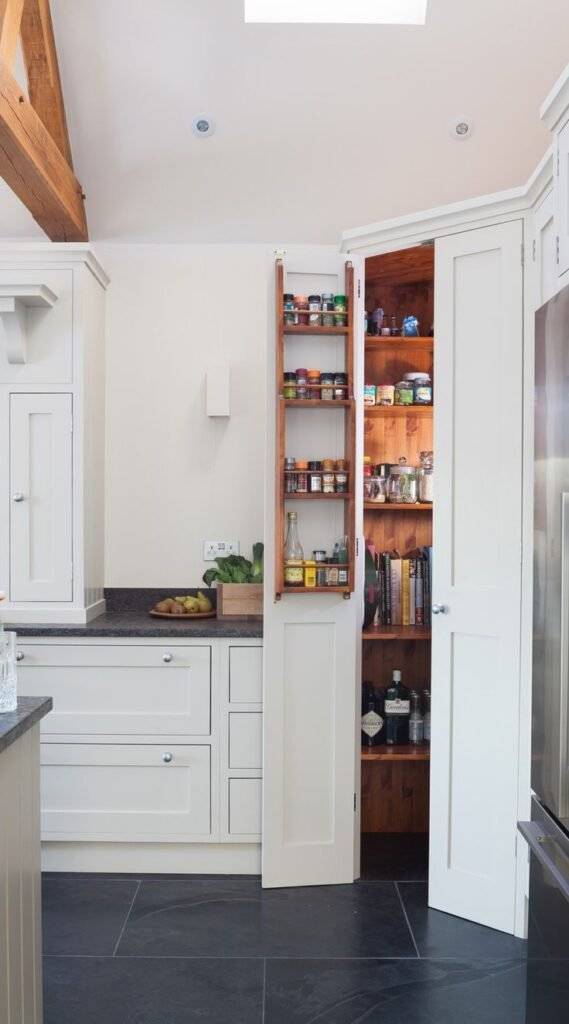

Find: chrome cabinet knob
<box><xmin>162</xmin><ymin>652</ymin><xmax>173</xmax><ymax>663</ymax></box>
<box><xmin>16</xmin><ymin>652</ymin><xmax>24</xmax><ymax>661</ymax></box>
<box><xmin>12</xmin><ymin>493</ymin><xmax>24</xmax><ymax>502</ymax></box>
<box><xmin>432</xmin><ymin>604</ymin><xmax>449</xmax><ymax>615</ymax></box>
<box><xmin>162</xmin><ymin>752</ymin><xmax>173</xmax><ymax>763</ymax></box>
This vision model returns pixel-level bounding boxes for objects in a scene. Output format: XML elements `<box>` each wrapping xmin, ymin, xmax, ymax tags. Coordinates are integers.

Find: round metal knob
<box><xmin>162</xmin><ymin>653</ymin><xmax>173</xmax><ymax>663</ymax></box>
<box><xmin>432</xmin><ymin>604</ymin><xmax>449</xmax><ymax>615</ymax></box>
<box><xmin>162</xmin><ymin>752</ymin><xmax>173</xmax><ymax>763</ymax></box>
<box><xmin>16</xmin><ymin>652</ymin><xmax>24</xmax><ymax>661</ymax></box>
<box><xmin>12</xmin><ymin>493</ymin><xmax>24</xmax><ymax>502</ymax></box>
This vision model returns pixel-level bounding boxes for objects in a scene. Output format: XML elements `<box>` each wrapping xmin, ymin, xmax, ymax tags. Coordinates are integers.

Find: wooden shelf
<box><xmin>365</xmin><ymin>404</ymin><xmax>432</xmax><ymax>417</ymax></box>
<box><xmin>283</xmin><ymin>398</ymin><xmax>353</xmax><ymax>408</ymax></box>
<box><xmin>365</xmin><ymin>334</ymin><xmax>433</xmax><ymax>352</ymax></box>
<box><xmin>361</xmin><ymin>744</ymin><xmax>430</xmax><ymax>762</ymax></box>
<box><xmin>286</xmin><ymin>492</ymin><xmax>353</xmax><ymax>500</ymax></box>
<box><xmin>363</xmin><ymin>625</ymin><xmax>431</xmax><ymax>641</ymax></box>
<box><xmin>364</xmin><ymin>502</ymin><xmax>432</xmax><ymax>512</ymax></box>
<box><xmin>283</xmin><ymin>324</ymin><xmax>349</xmax><ymax>335</ymax></box>
<box><xmin>283</xmin><ymin>586</ymin><xmax>351</xmax><ymax>595</ymax></box>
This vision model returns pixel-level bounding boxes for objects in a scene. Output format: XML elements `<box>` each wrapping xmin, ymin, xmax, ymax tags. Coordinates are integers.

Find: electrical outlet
<box><xmin>203</xmin><ymin>540</ymin><xmax>240</xmax><ymax>561</ymax></box>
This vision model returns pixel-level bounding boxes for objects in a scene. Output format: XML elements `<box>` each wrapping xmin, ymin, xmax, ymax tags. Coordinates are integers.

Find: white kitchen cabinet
<box><xmin>555</xmin><ymin>120</ymin><xmax>569</xmax><ymax>278</ymax></box>
<box><xmin>229</xmin><ymin>778</ymin><xmax>262</xmax><ymax>835</ymax></box>
<box><xmin>533</xmin><ymin>188</ymin><xmax>557</xmax><ymax>308</ymax></box>
<box><xmin>9</xmin><ymin>394</ymin><xmax>73</xmax><ymax>603</ymax></box>
<box><xmin>0</xmin><ymin>246</ymin><xmax>108</xmax><ymax>624</ymax></box>
<box><xmin>229</xmin><ymin>712</ymin><xmax>262</xmax><ymax>770</ymax></box>
<box><xmin>229</xmin><ymin>646</ymin><xmax>263</xmax><ymax>703</ymax></box>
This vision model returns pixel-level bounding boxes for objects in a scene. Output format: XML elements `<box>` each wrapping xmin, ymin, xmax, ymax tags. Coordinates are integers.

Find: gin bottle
<box><xmin>384</xmin><ymin>669</ymin><xmax>410</xmax><ymax>745</ymax></box>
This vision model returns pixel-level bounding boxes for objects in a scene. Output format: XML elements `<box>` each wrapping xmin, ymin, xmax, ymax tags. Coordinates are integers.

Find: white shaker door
<box><xmin>10</xmin><ymin>393</ymin><xmax>73</xmax><ymax>602</ymax></box>
<box><xmin>533</xmin><ymin>189</ymin><xmax>557</xmax><ymax>308</ymax></box>
<box><xmin>430</xmin><ymin>220</ymin><xmax>523</xmax><ymax>933</ymax></box>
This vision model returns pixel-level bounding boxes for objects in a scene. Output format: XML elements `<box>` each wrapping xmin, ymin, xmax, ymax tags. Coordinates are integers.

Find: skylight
<box><xmin>244</xmin><ymin>1</ymin><xmax>428</xmax><ymax>24</ymax></box>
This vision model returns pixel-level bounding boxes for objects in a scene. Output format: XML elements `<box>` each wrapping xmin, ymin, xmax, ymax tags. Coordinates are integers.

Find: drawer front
<box><xmin>0</xmin><ymin>268</ymin><xmax>73</xmax><ymax>384</ymax></box>
<box><xmin>229</xmin><ymin>712</ymin><xmax>262</xmax><ymax>770</ymax></box>
<box><xmin>41</xmin><ymin>744</ymin><xmax>210</xmax><ymax>839</ymax></box>
<box><xmin>17</xmin><ymin>644</ymin><xmax>211</xmax><ymax>735</ymax></box>
<box><xmin>229</xmin><ymin>646</ymin><xmax>263</xmax><ymax>703</ymax></box>
<box><xmin>228</xmin><ymin>778</ymin><xmax>262</xmax><ymax>836</ymax></box>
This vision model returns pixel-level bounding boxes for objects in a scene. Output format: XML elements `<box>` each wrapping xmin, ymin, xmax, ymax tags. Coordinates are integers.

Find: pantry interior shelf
<box><xmin>286</xmin><ymin>492</ymin><xmax>353</xmax><ymax>501</ymax></box>
<box><xmin>361</xmin><ymin>744</ymin><xmax>430</xmax><ymax>762</ymax></box>
<box><xmin>282</xmin><ymin>398</ymin><xmax>354</xmax><ymax>408</ymax></box>
<box><xmin>363</xmin><ymin>625</ymin><xmax>431</xmax><ymax>641</ymax></box>
<box><xmin>283</xmin><ymin>324</ymin><xmax>350</xmax><ymax>336</ymax></box>
<box><xmin>365</xmin><ymin>404</ymin><xmax>432</xmax><ymax>417</ymax></box>
<box><xmin>365</xmin><ymin>334</ymin><xmax>433</xmax><ymax>352</ymax></box>
<box><xmin>283</xmin><ymin>586</ymin><xmax>351</xmax><ymax>595</ymax></box>
<box><xmin>364</xmin><ymin>502</ymin><xmax>432</xmax><ymax>512</ymax></box>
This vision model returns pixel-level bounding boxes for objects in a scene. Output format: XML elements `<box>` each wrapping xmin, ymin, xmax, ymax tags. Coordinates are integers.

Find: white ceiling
<box><xmin>1</xmin><ymin>0</ymin><xmax>569</xmax><ymax>243</ymax></box>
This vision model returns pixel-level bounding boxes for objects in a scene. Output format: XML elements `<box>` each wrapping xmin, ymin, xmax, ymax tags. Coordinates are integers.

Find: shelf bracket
<box><xmin>0</xmin><ymin>285</ymin><xmax>58</xmax><ymax>364</ymax></box>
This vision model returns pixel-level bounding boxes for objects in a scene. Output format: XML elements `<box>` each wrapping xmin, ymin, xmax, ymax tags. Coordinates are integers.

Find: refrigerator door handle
<box><xmin>560</xmin><ymin>492</ymin><xmax>569</xmax><ymax>815</ymax></box>
<box><xmin>518</xmin><ymin>820</ymin><xmax>569</xmax><ymax>904</ymax></box>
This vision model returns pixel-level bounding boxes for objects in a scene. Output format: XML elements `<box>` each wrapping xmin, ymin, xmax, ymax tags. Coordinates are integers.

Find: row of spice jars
<box><xmin>285</xmin><ymin>458</ymin><xmax>349</xmax><ymax>494</ymax></box>
<box><xmin>284</xmin><ymin>369</ymin><xmax>349</xmax><ymax>401</ymax></box>
<box><xmin>364</xmin><ymin>453</ymin><xmax>434</xmax><ymax>504</ymax></box>
<box><xmin>283</xmin><ymin>293</ymin><xmax>348</xmax><ymax>328</ymax></box>
<box><xmin>290</xmin><ymin>551</ymin><xmax>350</xmax><ymax>588</ymax></box>
<box><xmin>364</xmin><ymin>373</ymin><xmax>432</xmax><ymax>407</ymax></box>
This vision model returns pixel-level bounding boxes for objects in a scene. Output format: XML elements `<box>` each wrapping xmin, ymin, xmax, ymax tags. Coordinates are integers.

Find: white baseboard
<box><xmin>41</xmin><ymin>841</ymin><xmax>262</xmax><ymax>875</ymax></box>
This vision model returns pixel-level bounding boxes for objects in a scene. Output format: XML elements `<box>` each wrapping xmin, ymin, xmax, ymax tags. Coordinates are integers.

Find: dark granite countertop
<box><xmin>0</xmin><ymin>696</ymin><xmax>52</xmax><ymax>755</ymax></box>
<box><xmin>7</xmin><ymin>588</ymin><xmax>263</xmax><ymax>639</ymax></box>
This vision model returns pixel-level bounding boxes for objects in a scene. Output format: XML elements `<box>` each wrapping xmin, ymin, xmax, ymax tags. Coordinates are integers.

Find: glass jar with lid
<box><xmin>387</xmin><ymin>458</ymin><xmax>418</xmax><ymax>504</ymax></box>
<box><xmin>418</xmin><ymin>450</ymin><xmax>434</xmax><ymax>503</ymax></box>
<box><xmin>404</xmin><ymin>372</ymin><xmax>432</xmax><ymax>405</ymax></box>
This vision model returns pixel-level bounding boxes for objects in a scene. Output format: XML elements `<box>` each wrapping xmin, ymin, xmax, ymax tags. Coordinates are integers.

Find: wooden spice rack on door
<box><xmin>274</xmin><ymin>257</ymin><xmax>357</xmax><ymax>599</ymax></box>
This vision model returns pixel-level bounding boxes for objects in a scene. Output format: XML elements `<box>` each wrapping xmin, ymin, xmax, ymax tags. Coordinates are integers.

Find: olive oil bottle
<box><xmin>284</xmin><ymin>511</ymin><xmax>304</xmax><ymax>587</ymax></box>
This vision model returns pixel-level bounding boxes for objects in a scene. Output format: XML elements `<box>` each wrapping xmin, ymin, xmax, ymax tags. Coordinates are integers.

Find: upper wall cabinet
<box><xmin>541</xmin><ymin>64</ymin><xmax>569</xmax><ymax>282</ymax></box>
<box><xmin>533</xmin><ymin>189</ymin><xmax>557</xmax><ymax>309</ymax></box>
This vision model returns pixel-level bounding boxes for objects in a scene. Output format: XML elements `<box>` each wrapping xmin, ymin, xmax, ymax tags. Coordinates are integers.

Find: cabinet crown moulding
<box><xmin>0</xmin><ymin>284</ymin><xmax>58</xmax><ymax>364</ymax></box>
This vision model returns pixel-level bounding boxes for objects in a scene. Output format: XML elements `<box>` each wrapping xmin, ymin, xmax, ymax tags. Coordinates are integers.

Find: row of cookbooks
<box><xmin>366</xmin><ymin>544</ymin><xmax>433</xmax><ymax>626</ymax></box>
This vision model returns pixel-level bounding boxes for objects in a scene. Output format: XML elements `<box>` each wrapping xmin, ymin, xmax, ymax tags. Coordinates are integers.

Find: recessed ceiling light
<box><xmin>450</xmin><ymin>116</ymin><xmax>474</xmax><ymax>141</ymax></box>
<box><xmin>192</xmin><ymin>115</ymin><xmax>215</xmax><ymax>138</ymax></box>
<box><xmin>244</xmin><ymin>1</ymin><xmax>428</xmax><ymax>24</ymax></box>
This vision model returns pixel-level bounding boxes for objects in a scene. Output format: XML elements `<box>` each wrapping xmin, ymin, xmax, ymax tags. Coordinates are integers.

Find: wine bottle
<box><xmin>423</xmin><ymin>689</ymin><xmax>431</xmax><ymax>743</ymax></box>
<box><xmin>409</xmin><ymin>690</ymin><xmax>424</xmax><ymax>745</ymax></box>
<box><xmin>384</xmin><ymin>669</ymin><xmax>410</xmax><ymax>745</ymax></box>
<box><xmin>284</xmin><ymin>511</ymin><xmax>304</xmax><ymax>587</ymax></box>
<box><xmin>361</xmin><ymin>683</ymin><xmax>384</xmax><ymax>747</ymax></box>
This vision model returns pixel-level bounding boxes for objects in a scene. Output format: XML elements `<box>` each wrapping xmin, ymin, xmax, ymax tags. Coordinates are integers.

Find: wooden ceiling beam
<box><xmin>0</xmin><ymin>0</ymin><xmax>24</xmax><ymax>66</ymax></box>
<box><xmin>20</xmin><ymin>0</ymin><xmax>72</xmax><ymax>165</ymax></box>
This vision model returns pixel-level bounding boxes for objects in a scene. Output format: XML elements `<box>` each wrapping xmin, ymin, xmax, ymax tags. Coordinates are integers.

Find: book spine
<box><xmin>416</xmin><ymin>561</ymin><xmax>424</xmax><ymax>626</ymax></box>
<box><xmin>409</xmin><ymin>559</ymin><xmax>416</xmax><ymax>626</ymax></box>
<box><xmin>391</xmin><ymin>558</ymin><xmax>402</xmax><ymax>625</ymax></box>
<box><xmin>402</xmin><ymin>559</ymin><xmax>410</xmax><ymax>626</ymax></box>
<box><xmin>385</xmin><ymin>553</ymin><xmax>392</xmax><ymax>625</ymax></box>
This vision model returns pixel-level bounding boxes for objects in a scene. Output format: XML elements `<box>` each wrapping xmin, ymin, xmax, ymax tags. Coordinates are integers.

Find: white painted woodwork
<box><xmin>0</xmin><ymin>285</ymin><xmax>58</xmax><ymax>365</ymax></box>
<box><xmin>206</xmin><ymin>363</ymin><xmax>230</xmax><ymax>416</ymax></box>
<box><xmin>430</xmin><ymin>220</ymin><xmax>523</xmax><ymax>934</ymax></box>
<box><xmin>10</xmin><ymin>393</ymin><xmax>73</xmax><ymax>602</ymax></box>
<box><xmin>229</xmin><ymin>712</ymin><xmax>262</xmax><ymax>769</ymax></box>
<box><xmin>17</xmin><ymin>643</ymin><xmax>212</xmax><ymax>736</ymax></box>
<box><xmin>229</xmin><ymin>778</ymin><xmax>262</xmax><ymax>835</ymax></box>
<box><xmin>0</xmin><ymin>270</ymin><xmax>70</xmax><ymax>384</ymax></box>
<box><xmin>262</xmin><ymin>250</ymin><xmax>363</xmax><ymax>889</ymax></box>
<box><xmin>41</xmin><ymin>743</ymin><xmax>211</xmax><ymax>841</ymax></box>
<box><xmin>0</xmin><ymin>724</ymin><xmax>43</xmax><ymax>1024</ymax></box>
<box><xmin>555</xmin><ymin>120</ymin><xmax>569</xmax><ymax>279</ymax></box>
<box><xmin>533</xmin><ymin>189</ymin><xmax>557</xmax><ymax>307</ymax></box>
<box><xmin>229</xmin><ymin>645</ymin><xmax>263</xmax><ymax>702</ymax></box>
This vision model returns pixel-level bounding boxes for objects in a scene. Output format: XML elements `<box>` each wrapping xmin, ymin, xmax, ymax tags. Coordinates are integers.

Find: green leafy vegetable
<box><xmin>202</xmin><ymin>544</ymin><xmax>263</xmax><ymax>586</ymax></box>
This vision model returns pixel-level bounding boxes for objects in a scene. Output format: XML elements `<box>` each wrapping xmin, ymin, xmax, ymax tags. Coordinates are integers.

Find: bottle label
<box><xmin>284</xmin><ymin>565</ymin><xmax>303</xmax><ymax>584</ymax></box>
<box><xmin>384</xmin><ymin>699</ymin><xmax>410</xmax><ymax>715</ymax></box>
<box><xmin>362</xmin><ymin>711</ymin><xmax>383</xmax><ymax>738</ymax></box>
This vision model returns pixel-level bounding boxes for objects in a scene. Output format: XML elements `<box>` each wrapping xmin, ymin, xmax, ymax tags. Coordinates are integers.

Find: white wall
<box><xmin>99</xmin><ymin>243</ymin><xmax>333</xmax><ymax>587</ymax></box>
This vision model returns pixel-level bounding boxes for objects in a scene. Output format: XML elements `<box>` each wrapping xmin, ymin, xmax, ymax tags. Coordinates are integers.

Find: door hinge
<box><xmin>532</xmin><ymin>238</ymin><xmax>536</xmax><ymax>262</ymax></box>
<box><xmin>356</xmin><ymin>537</ymin><xmax>360</xmax><ymax>557</ymax></box>
<box><xmin>556</xmin><ymin>235</ymin><xmax>560</xmax><ymax>265</ymax></box>
<box><xmin>358</xmin><ymin>279</ymin><xmax>361</xmax><ymax>299</ymax></box>
<box><xmin>353</xmin><ymin>793</ymin><xmax>357</xmax><ymax>812</ymax></box>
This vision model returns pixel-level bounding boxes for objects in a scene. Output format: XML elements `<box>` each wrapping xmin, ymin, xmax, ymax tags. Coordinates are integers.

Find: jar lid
<box><xmin>296</xmin><ymin>367</ymin><xmax>308</xmax><ymax>375</ymax></box>
<box><xmin>284</xmin><ymin>371</ymin><xmax>297</xmax><ymax>379</ymax></box>
<box><xmin>396</xmin><ymin>380</ymin><xmax>414</xmax><ymax>388</ymax></box>
<box><xmin>283</xmin><ymin>293</ymin><xmax>294</xmax><ymax>300</ymax></box>
<box><xmin>308</xmin><ymin>461</ymin><xmax>322</xmax><ymax>470</ymax></box>
<box><xmin>334</xmin><ymin>295</ymin><xmax>347</xmax><ymax>302</ymax></box>
<box><xmin>404</xmin><ymin>372</ymin><xmax>431</xmax><ymax>381</ymax></box>
<box><xmin>376</xmin><ymin>463</ymin><xmax>393</xmax><ymax>477</ymax></box>
<box><xmin>294</xmin><ymin>295</ymin><xmax>308</xmax><ymax>302</ymax></box>
<box><xmin>295</xmin><ymin>460</ymin><xmax>308</xmax><ymax>469</ymax></box>
<box><xmin>335</xmin><ymin>458</ymin><xmax>347</xmax><ymax>470</ymax></box>
<box><xmin>313</xmin><ymin>550</ymin><xmax>327</xmax><ymax>561</ymax></box>
<box><xmin>321</xmin><ymin>372</ymin><xmax>335</xmax><ymax>380</ymax></box>
<box><xmin>321</xmin><ymin>292</ymin><xmax>334</xmax><ymax>300</ymax></box>
<box><xmin>284</xmin><ymin>457</ymin><xmax>296</xmax><ymax>467</ymax></box>
<box><xmin>308</xmin><ymin>295</ymin><xmax>321</xmax><ymax>302</ymax></box>
<box><xmin>307</xmin><ymin>369</ymin><xmax>321</xmax><ymax>377</ymax></box>
<box><xmin>334</xmin><ymin>372</ymin><xmax>348</xmax><ymax>381</ymax></box>
<box><xmin>363</xmin><ymin>456</ymin><xmax>372</xmax><ymax>465</ymax></box>
<box><xmin>322</xmin><ymin>459</ymin><xmax>335</xmax><ymax>471</ymax></box>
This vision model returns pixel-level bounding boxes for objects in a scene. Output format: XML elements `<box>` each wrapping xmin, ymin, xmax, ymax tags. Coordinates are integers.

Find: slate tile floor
<box><xmin>43</xmin><ymin>874</ymin><xmax>528</xmax><ymax>1023</ymax></box>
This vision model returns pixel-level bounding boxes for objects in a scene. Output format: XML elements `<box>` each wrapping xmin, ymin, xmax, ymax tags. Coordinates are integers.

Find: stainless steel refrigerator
<box><xmin>518</xmin><ymin>284</ymin><xmax>569</xmax><ymax>1021</ymax></box>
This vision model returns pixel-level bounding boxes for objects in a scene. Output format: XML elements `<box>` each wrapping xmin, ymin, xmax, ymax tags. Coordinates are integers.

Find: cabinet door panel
<box><xmin>10</xmin><ymin>393</ymin><xmax>72</xmax><ymax>602</ymax></box>
<box><xmin>40</xmin><ymin>744</ymin><xmax>211</xmax><ymax>840</ymax></box>
<box><xmin>229</xmin><ymin>646</ymin><xmax>263</xmax><ymax>703</ymax></box>
<box><xmin>229</xmin><ymin>713</ymin><xmax>262</xmax><ymax>769</ymax></box>
<box><xmin>534</xmin><ymin>190</ymin><xmax>557</xmax><ymax>307</ymax></box>
<box><xmin>229</xmin><ymin>778</ymin><xmax>262</xmax><ymax>836</ymax></box>
<box><xmin>431</xmin><ymin>221</ymin><xmax>523</xmax><ymax>934</ymax></box>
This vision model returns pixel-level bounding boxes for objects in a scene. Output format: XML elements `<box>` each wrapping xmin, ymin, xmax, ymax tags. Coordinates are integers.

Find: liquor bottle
<box><xmin>423</xmin><ymin>689</ymin><xmax>431</xmax><ymax>743</ymax></box>
<box><xmin>283</xmin><ymin>511</ymin><xmax>304</xmax><ymax>587</ymax></box>
<box><xmin>409</xmin><ymin>690</ymin><xmax>424</xmax><ymax>745</ymax></box>
<box><xmin>361</xmin><ymin>682</ymin><xmax>384</xmax><ymax>747</ymax></box>
<box><xmin>384</xmin><ymin>669</ymin><xmax>410</xmax><ymax>745</ymax></box>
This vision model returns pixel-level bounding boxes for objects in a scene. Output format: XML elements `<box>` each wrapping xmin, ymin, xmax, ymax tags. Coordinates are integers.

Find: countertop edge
<box><xmin>0</xmin><ymin>696</ymin><xmax>52</xmax><ymax>756</ymax></box>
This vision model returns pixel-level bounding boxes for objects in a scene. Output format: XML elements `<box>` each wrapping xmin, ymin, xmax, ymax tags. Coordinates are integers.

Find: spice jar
<box><xmin>308</xmin><ymin>295</ymin><xmax>321</xmax><ymax>326</ymax></box>
<box><xmin>369</xmin><ymin>475</ymin><xmax>387</xmax><ymax>503</ymax></box>
<box><xmin>304</xmin><ymin>560</ymin><xmax>317</xmax><ymax>588</ymax></box>
<box><xmin>322</xmin><ymin>470</ymin><xmax>335</xmax><ymax>493</ymax></box>
<box><xmin>322</xmin><ymin>458</ymin><xmax>335</xmax><ymax>473</ymax></box>
<box><xmin>334</xmin><ymin>372</ymin><xmax>348</xmax><ymax>400</ymax></box>
<box><xmin>388</xmin><ymin>459</ymin><xmax>418</xmax><ymax>504</ymax></box>
<box><xmin>334</xmin><ymin>295</ymin><xmax>347</xmax><ymax>327</ymax></box>
<box><xmin>314</xmin><ymin>550</ymin><xmax>328</xmax><ymax>587</ymax></box>
<box><xmin>307</xmin><ymin>369</ymin><xmax>321</xmax><ymax>399</ymax></box>
<box><xmin>364</xmin><ymin>384</ymin><xmax>376</xmax><ymax>406</ymax></box>
<box><xmin>295</xmin><ymin>296</ymin><xmax>309</xmax><ymax>326</ymax></box>
<box><xmin>394</xmin><ymin>379</ymin><xmax>414</xmax><ymax>405</ymax></box>
<box><xmin>363</xmin><ymin>456</ymin><xmax>374</xmax><ymax>500</ymax></box>
<box><xmin>381</xmin><ymin>321</ymin><xmax>391</xmax><ymax>337</ymax></box>
<box><xmin>308</xmin><ymin>460</ymin><xmax>322</xmax><ymax>493</ymax></box>
<box><xmin>404</xmin><ymin>372</ymin><xmax>432</xmax><ymax>405</ymax></box>
<box><xmin>284</xmin><ymin>457</ymin><xmax>297</xmax><ymax>494</ymax></box>
<box><xmin>321</xmin><ymin>372</ymin><xmax>335</xmax><ymax>401</ymax></box>
<box><xmin>283</xmin><ymin>371</ymin><xmax>297</xmax><ymax>399</ymax></box>
<box><xmin>390</xmin><ymin>315</ymin><xmax>400</xmax><ymax>336</ymax></box>
<box><xmin>321</xmin><ymin>293</ymin><xmax>335</xmax><ymax>327</ymax></box>
<box><xmin>296</xmin><ymin>368</ymin><xmax>309</xmax><ymax>400</ymax></box>
<box><xmin>335</xmin><ymin>469</ymin><xmax>348</xmax><ymax>493</ymax></box>
<box><xmin>296</xmin><ymin>460</ymin><xmax>308</xmax><ymax>494</ymax></box>
<box><xmin>283</xmin><ymin>294</ymin><xmax>296</xmax><ymax>326</ymax></box>
<box><xmin>376</xmin><ymin>384</ymin><xmax>395</xmax><ymax>406</ymax></box>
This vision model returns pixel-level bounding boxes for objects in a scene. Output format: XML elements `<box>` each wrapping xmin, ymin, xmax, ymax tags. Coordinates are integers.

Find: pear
<box><xmin>184</xmin><ymin>597</ymin><xmax>201</xmax><ymax>613</ymax></box>
<box><xmin>196</xmin><ymin>591</ymin><xmax>213</xmax><ymax>613</ymax></box>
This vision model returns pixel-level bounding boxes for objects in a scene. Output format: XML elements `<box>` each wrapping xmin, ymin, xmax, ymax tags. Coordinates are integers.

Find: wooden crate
<box><xmin>217</xmin><ymin>583</ymin><xmax>263</xmax><ymax>619</ymax></box>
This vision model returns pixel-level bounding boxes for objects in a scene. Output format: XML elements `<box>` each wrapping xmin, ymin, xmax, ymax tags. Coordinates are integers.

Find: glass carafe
<box><xmin>0</xmin><ymin>631</ymin><xmax>18</xmax><ymax>713</ymax></box>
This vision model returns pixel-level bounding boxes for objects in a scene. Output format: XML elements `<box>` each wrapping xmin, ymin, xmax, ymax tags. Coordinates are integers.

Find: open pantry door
<box><xmin>430</xmin><ymin>220</ymin><xmax>524</xmax><ymax>933</ymax></box>
<box><xmin>262</xmin><ymin>249</ymin><xmax>364</xmax><ymax>888</ymax></box>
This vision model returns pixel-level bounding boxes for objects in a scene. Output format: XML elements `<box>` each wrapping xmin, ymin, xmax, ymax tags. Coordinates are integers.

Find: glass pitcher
<box><xmin>0</xmin><ymin>631</ymin><xmax>18</xmax><ymax>713</ymax></box>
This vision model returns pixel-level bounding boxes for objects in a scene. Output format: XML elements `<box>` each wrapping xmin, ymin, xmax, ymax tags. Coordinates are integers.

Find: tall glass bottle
<box><xmin>423</xmin><ymin>689</ymin><xmax>431</xmax><ymax>743</ymax></box>
<box><xmin>384</xmin><ymin>669</ymin><xmax>410</xmax><ymax>745</ymax></box>
<box><xmin>361</xmin><ymin>682</ymin><xmax>384</xmax><ymax>747</ymax></box>
<box><xmin>409</xmin><ymin>690</ymin><xmax>424</xmax><ymax>745</ymax></box>
<box><xmin>284</xmin><ymin>511</ymin><xmax>304</xmax><ymax>587</ymax></box>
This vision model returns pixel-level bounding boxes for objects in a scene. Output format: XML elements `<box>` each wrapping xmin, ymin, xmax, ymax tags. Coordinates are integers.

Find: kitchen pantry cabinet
<box><xmin>0</xmin><ymin>246</ymin><xmax>108</xmax><ymax>624</ymax></box>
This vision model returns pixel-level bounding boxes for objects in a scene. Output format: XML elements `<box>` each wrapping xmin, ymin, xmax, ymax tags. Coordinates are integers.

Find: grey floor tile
<box><xmin>116</xmin><ymin>877</ymin><xmax>416</xmax><ymax>958</ymax></box>
<box><xmin>264</xmin><ymin>957</ymin><xmax>527</xmax><ymax>1023</ymax></box>
<box><xmin>398</xmin><ymin>882</ymin><xmax>527</xmax><ymax>960</ymax></box>
<box><xmin>44</xmin><ymin>955</ymin><xmax>263</xmax><ymax>1024</ymax></box>
<box><xmin>42</xmin><ymin>876</ymin><xmax>139</xmax><ymax>956</ymax></box>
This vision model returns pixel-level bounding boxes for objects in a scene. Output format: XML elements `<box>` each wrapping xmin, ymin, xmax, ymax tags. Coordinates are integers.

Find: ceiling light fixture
<box><xmin>192</xmin><ymin>115</ymin><xmax>215</xmax><ymax>138</ymax></box>
<box><xmin>450</xmin><ymin>116</ymin><xmax>474</xmax><ymax>141</ymax></box>
<box><xmin>244</xmin><ymin>0</ymin><xmax>428</xmax><ymax>25</ymax></box>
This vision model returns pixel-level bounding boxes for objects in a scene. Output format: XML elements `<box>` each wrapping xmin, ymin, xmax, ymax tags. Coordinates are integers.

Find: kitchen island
<box><xmin>0</xmin><ymin>696</ymin><xmax>52</xmax><ymax>1024</ymax></box>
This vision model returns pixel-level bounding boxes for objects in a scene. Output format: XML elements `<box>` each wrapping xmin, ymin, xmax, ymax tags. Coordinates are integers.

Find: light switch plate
<box><xmin>203</xmin><ymin>540</ymin><xmax>240</xmax><ymax>561</ymax></box>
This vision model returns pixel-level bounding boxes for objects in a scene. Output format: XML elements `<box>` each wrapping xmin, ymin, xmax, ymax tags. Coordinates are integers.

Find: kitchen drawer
<box><xmin>229</xmin><ymin>646</ymin><xmax>263</xmax><ymax>703</ymax></box>
<box><xmin>229</xmin><ymin>712</ymin><xmax>262</xmax><ymax>770</ymax></box>
<box><xmin>0</xmin><ymin>268</ymin><xmax>73</xmax><ymax>384</ymax></box>
<box><xmin>40</xmin><ymin>744</ymin><xmax>211</xmax><ymax>840</ymax></box>
<box><xmin>17</xmin><ymin>644</ymin><xmax>211</xmax><ymax>735</ymax></box>
<box><xmin>228</xmin><ymin>778</ymin><xmax>262</xmax><ymax>836</ymax></box>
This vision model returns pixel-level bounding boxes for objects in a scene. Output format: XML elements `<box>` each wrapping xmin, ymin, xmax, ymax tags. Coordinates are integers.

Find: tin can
<box><xmin>376</xmin><ymin>384</ymin><xmax>395</xmax><ymax>406</ymax></box>
<box><xmin>364</xmin><ymin>384</ymin><xmax>376</xmax><ymax>406</ymax></box>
